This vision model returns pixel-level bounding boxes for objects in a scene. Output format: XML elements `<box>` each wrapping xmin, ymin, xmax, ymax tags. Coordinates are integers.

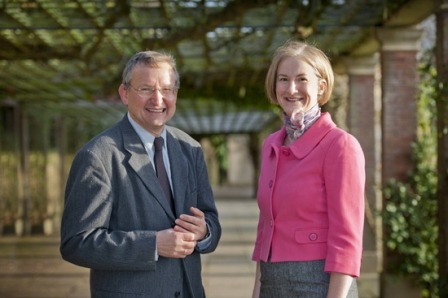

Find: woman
<box><xmin>252</xmin><ymin>40</ymin><xmax>365</xmax><ymax>298</ymax></box>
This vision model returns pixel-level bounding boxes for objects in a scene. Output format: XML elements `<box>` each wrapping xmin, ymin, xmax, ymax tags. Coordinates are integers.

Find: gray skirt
<box><xmin>260</xmin><ymin>260</ymin><xmax>358</xmax><ymax>298</ymax></box>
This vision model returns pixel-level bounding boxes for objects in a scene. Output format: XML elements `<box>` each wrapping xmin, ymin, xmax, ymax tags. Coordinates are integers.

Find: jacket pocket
<box><xmin>295</xmin><ymin>228</ymin><xmax>328</xmax><ymax>244</ymax></box>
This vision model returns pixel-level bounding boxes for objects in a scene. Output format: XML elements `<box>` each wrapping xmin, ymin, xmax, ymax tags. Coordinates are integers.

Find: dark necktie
<box><xmin>154</xmin><ymin>137</ymin><xmax>174</xmax><ymax>212</ymax></box>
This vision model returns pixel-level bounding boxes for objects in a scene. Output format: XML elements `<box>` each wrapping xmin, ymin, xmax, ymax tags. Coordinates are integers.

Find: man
<box><xmin>60</xmin><ymin>50</ymin><xmax>221</xmax><ymax>298</ymax></box>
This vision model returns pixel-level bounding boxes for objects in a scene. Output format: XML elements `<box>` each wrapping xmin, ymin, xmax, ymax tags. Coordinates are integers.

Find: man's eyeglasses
<box><xmin>127</xmin><ymin>84</ymin><xmax>178</xmax><ymax>97</ymax></box>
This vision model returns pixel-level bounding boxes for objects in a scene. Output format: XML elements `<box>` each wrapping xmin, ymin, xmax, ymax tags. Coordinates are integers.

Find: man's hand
<box><xmin>174</xmin><ymin>207</ymin><xmax>208</xmax><ymax>242</ymax></box>
<box><xmin>156</xmin><ymin>229</ymin><xmax>197</xmax><ymax>258</ymax></box>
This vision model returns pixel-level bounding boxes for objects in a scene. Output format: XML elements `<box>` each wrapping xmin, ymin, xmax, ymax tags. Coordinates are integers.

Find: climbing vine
<box><xmin>383</xmin><ymin>56</ymin><xmax>439</xmax><ymax>297</ymax></box>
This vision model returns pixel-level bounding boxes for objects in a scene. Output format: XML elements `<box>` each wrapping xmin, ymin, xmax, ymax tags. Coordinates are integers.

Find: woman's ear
<box><xmin>318</xmin><ymin>79</ymin><xmax>327</xmax><ymax>96</ymax></box>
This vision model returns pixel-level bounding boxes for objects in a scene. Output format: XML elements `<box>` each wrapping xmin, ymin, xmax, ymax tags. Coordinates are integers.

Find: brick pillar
<box><xmin>346</xmin><ymin>54</ymin><xmax>381</xmax><ymax>219</ymax></box>
<box><xmin>377</xmin><ymin>27</ymin><xmax>423</xmax><ymax>183</ymax></box>
<box><xmin>227</xmin><ymin>134</ymin><xmax>254</xmax><ymax>186</ymax></box>
<box><xmin>377</xmin><ymin>26</ymin><xmax>423</xmax><ymax>297</ymax></box>
<box><xmin>346</xmin><ymin>55</ymin><xmax>381</xmax><ymax>296</ymax></box>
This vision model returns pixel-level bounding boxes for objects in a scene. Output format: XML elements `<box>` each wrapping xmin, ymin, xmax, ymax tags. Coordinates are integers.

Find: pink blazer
<box><xmin>252</xmin><ymin>113</ymin><xmax>365</xmax><ymax>277</ymax></box>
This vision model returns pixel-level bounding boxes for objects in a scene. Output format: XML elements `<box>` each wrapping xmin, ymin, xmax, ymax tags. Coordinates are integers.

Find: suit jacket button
<box><xmin>269</xmin><ymin>180</ymin><xmax>273</xmax><ymax>188</ymax></box>
<box><xmin>175</xmin><ymin>291</ymin><xmax>181</xmax><ymax>297</ymax></box>
<box><xmin>309</xmin><ymin>233</ymin><xmax>318</xmax><ymax>241</ymax></box>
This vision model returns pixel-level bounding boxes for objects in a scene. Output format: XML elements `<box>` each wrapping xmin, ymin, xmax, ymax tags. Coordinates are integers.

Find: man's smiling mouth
<box><xmin>147</xmin><ymin>108</ymin><xmax>166</xmax><ymax>113</ymax></box>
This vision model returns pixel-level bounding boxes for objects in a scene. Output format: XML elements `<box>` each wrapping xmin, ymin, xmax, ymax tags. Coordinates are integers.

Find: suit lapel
<box><xmin>166</xmin><ymin>131</ymin><xmax>189</xmax><ymax>217</ymax></box>
<box><xmin>120</xmin><ymin>117</ymin><xmax>175</xmax><ymax>219</ymax></box>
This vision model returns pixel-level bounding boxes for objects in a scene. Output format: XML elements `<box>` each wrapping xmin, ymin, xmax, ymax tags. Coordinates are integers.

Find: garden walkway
<box><xmin>0</xmin><ymin>186</ymin><xmax>378</xmax><ymax>297</ymax></box>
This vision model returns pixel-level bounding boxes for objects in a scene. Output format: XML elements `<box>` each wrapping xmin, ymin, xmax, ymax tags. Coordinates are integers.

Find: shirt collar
<box><xmin>127</xmin><ymin>113</ymin><xmax>167</xmax><ymax>153</ymax></box>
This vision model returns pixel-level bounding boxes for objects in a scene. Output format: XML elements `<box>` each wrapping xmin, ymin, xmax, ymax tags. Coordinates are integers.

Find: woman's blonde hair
<box><xmin>265</xmin><ymin>40</ymin><xmax>334</xmax><ymax>106</ymax></box>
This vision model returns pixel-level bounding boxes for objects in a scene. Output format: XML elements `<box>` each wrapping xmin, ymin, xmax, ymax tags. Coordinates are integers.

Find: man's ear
<box><xmin>118</xmin><ymin>84</ymin><xmax>129</xmax><ymax>106</ymax></box>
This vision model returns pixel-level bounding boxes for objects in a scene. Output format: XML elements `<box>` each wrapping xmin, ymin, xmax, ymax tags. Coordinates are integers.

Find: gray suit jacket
<box><xmin>60</xmin><ymin>115</ymin><xmax>221</xmax><ymax>298</ymax></box>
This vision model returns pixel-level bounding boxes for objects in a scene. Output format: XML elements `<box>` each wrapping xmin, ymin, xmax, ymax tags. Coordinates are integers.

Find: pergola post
<box><xmin>18</xmin><ymin>106</ymin><xmax>31</xmax><ymax>236</ymax></box>
<box><xmin>377</xmin><ymin>26</ymin><xmax>423</xmax><ymax>182</ymax></box>
<box><xmin>436</xmin><ymin>0</ymin><xmax>448</xmax><ymax>295</ymax></box>
<box><xmin>345</xmin><ymin>54</ymin><xmax>381</xmax><ymax>296</ymax></box>
<box><xmin>377</xmin><ymin>26</ymin><xmax>423</xmax><ymax>297</ymax></box>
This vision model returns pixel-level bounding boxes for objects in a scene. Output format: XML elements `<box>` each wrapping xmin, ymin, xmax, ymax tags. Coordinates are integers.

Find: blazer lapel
<box><xmin>120</xmin><ymin>117</ymin><xmax>175</xmax><ymax>219</ymax></box>
<box><xmin>166</xmin><ymin>132</ymin><xmax>189</xmax><ymax>217</ymax></box>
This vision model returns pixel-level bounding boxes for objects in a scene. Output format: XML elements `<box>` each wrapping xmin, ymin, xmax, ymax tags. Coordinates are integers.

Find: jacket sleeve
<box><xmin>60</xmin><ymin>148</ymin><xmax>158</xmax><ymax>271</ymax></box>
<box><xmin>323</xmin><ymin>131</ymin><xmax>365</xmax><ymax>277</ymax></box>
<box><xmin>193</xmin><ymin>147</ymin><xmax>222</xmax><ymax>253</ymax></box>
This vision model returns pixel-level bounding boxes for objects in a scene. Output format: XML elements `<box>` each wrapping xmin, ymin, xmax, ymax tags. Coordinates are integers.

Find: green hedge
<box><xmin>383</xmin><ymin>60</ymin><xmax>439</xmax><ymax>297</ymax></box>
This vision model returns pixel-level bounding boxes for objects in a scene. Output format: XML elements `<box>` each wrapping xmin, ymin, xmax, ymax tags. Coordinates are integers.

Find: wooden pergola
<box><xmin>0</xmin><ymin>0</ymin><xmax>434</xmax><ymax>109</ymax></box>
<box><xmin>1</xmin><ymin>0</ymin><xmax>448</xmax><ymax>296</ymax></box>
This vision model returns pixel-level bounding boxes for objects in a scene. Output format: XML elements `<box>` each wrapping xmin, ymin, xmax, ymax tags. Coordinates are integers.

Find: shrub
<box><xmin>383</xmin><ymin>60</ymin><xmax>438</xmax><ymax>297</ymax></box>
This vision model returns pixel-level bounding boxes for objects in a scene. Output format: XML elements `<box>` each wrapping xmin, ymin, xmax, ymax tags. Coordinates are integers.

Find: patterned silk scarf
<box><xmin>284</xmin><ymin>103</ymin><xmax>321</xmax><ymax>141</ymax></box>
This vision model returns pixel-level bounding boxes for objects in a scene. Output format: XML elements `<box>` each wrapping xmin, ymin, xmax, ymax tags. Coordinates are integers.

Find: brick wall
<box><xmin>381</xmin><ymin>50</ymin><xmax>419</xmax><ymax>183</ymax></box>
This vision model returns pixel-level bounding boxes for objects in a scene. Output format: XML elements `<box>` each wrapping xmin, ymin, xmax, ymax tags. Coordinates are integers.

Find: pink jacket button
<box><xmin>282</xmin><ymin>149</ymin><xmax>290</xmax><ymax>156</ymax></box>
<box><xmin>309</xmin><ymin>233</ymin><xmax>318</xmax><ymax>241</ymax></box>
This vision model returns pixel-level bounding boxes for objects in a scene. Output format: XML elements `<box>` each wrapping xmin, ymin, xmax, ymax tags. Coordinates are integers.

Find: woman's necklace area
<box><xmin>284</xmin><ymin>104</ymin><xmax>321</xmax><ymax>145</ymax></box>
<box><xmin>283</xmin><ymin>135</ymin><xmax>295</xmax><ymax>146</ymax></box>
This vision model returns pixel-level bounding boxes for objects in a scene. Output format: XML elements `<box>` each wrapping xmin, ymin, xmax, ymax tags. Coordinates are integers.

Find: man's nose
<box><xmin>150</xmin><ymin>89</ymin><xmax>164</xmax><ymax>104</ymax></box>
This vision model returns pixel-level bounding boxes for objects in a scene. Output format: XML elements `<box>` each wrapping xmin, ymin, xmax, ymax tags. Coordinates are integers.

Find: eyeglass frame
<box><xmin>125</xmin><ymin>83</ymin><xmax>179</xmax><ymax>97</ymax></box>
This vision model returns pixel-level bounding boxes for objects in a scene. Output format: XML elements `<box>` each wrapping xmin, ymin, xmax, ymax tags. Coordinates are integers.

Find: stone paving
<box><xmin>0</xmin><ymin>196</ymin><xmax>378</xmax><ymax>298</ymax></box>
<box><xmin>201</xmin><ymin>199</ymin><xmax>259</xmax><ymax>298</ymax></box>
<box><xmin>0</xmin><ymin>199</ymin><xmax>258</xmax><ymax>298</ymax></box>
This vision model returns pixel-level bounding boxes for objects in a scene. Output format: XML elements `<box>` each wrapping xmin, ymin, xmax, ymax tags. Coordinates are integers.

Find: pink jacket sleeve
<box><xmin>323</xmin><ymin>130</ymin><xmax>365</xmax><ymax>277</ymax></box>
